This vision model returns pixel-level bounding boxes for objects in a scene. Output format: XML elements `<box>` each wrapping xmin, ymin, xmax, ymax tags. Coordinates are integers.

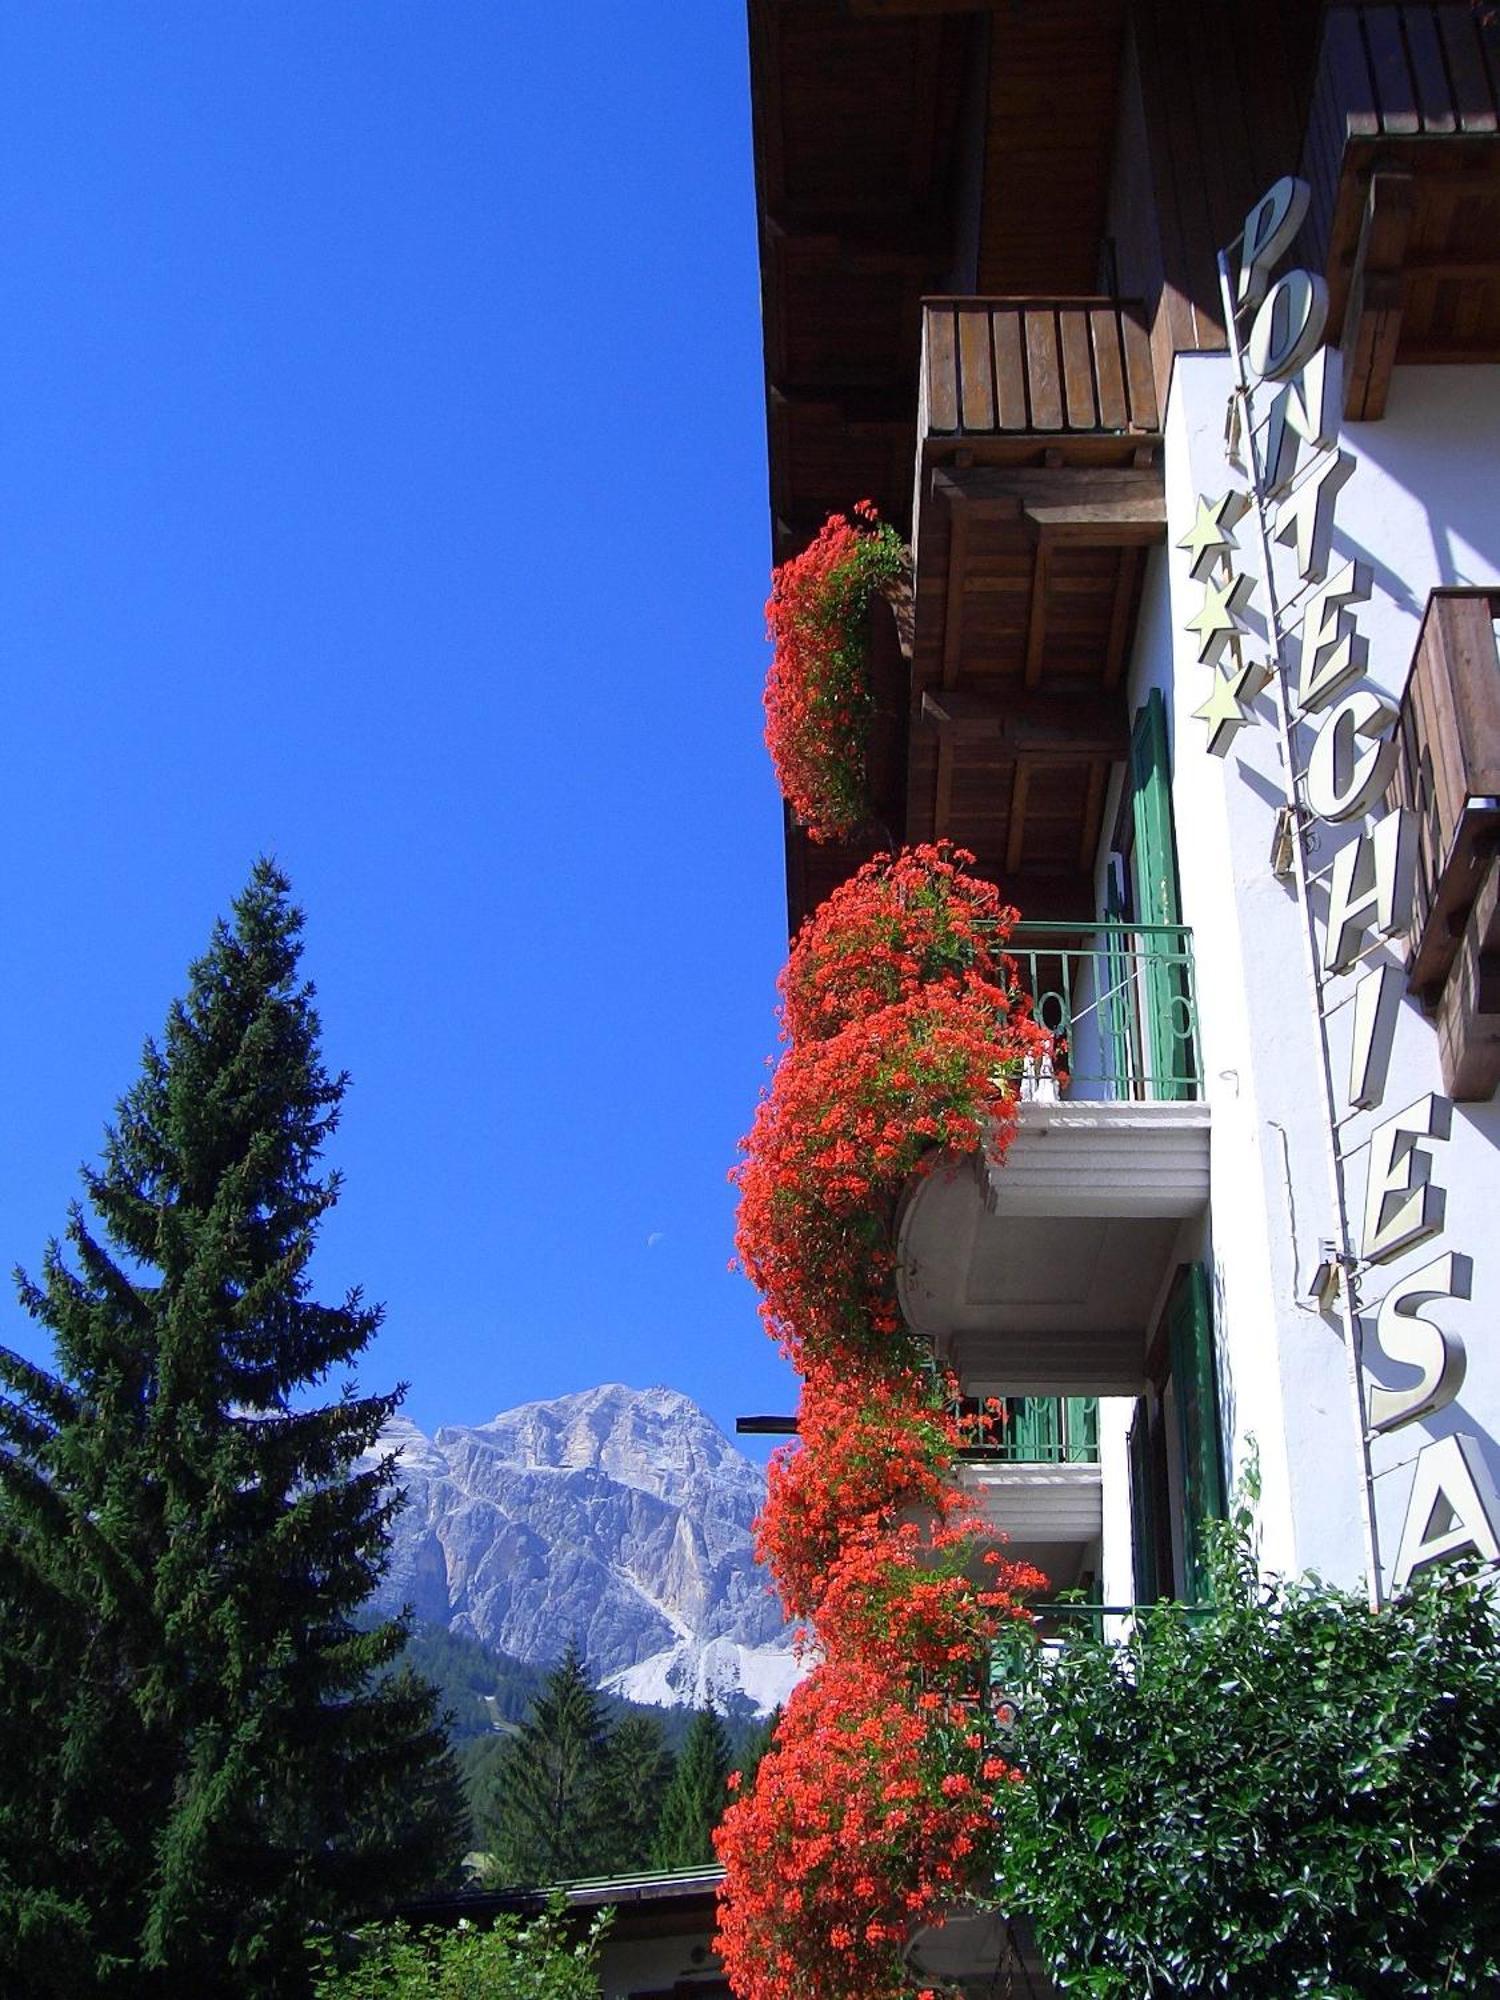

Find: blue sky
<box><xmin>0</xmin><ymin>4</ymin><xmax>798</xmax><ymax>1453</ymax></box>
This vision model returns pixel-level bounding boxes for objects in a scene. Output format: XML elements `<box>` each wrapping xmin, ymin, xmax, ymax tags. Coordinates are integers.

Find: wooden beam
<box><xmin>1022</xmin><ymin>505</ymin><xmax>1164</xmax><ymax>546</ymax></box>
<box><xmin>920</xmin><ymin>687</ymin><xmax>1129</xmax><ymax>759</ymax></box>
<box><xmin>1024</xmin><ymin>537</ymin><xmax>1051</xmax><ymax>688</ymax></box>
<box><xmin>1005</xmin><ymin>764</ymin><xmax>1031</xmax><ymax>874</ymax></box>
<box><xmin>1341</xmin><ymin>170</ymin><xmax>1416</xmax><ymax>423</ymax></box>
<box><xmin>941</xmin><ymin>503</ymin><xmax>970</xmax><ymax>689</ymax></box>
<box><xmin>933</xmin><ymin>465</ymin><xmax>1166</xmax><ymax>542</ymax></box>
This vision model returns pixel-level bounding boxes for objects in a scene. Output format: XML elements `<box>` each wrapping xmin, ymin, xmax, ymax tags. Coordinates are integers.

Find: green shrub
<box><xmin>309</xmin><ymin>1896</ymin><xmax>608</xmax><ymax>1999</ymax></box>
<box><xmin>997</xmin><ymin>1516</ymin><xmax>1500</xmax><ymax>1996</ymax></box>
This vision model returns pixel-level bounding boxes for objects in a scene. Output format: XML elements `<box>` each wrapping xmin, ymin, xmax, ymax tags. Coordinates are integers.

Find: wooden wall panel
<box><xmin>977</xmin><ymin>0</ymin><xmax>1127</xmax><ymax>295</ymax></box>
<box><xmin>1107</xmin><ymin>0</ymin><xmax>1323</xmax><ymax>405</ymax></box>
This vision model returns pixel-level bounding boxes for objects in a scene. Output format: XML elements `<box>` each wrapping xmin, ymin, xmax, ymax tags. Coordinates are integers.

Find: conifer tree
<box><xmin>478</xmin><ymin>1640</ymin><xmax>610</xmax><ymax>1885</ymax></box>
<box><xmin>0</xmin><ymin>861</ymin><xmax>465</xmax><ymax>1996</ymax></box>
<box><xmin>733</xmin><ymin>1707</ymin><xmax>780</xmax><ymax>1799</ymax></box>
<box><xmin>590</xmin><ymin>1712</ymin><xmax>676</xmax><ymax>1875</ymax></box>
<box><xmin>650</xmin><ymin>1705</ymin><xmax>731</xmax><ymax>1870</ymax></box>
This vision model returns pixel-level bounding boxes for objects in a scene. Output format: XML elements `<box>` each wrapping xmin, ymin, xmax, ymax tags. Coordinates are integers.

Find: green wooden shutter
<box><xmin>1168</xmin><ymin>1263</ymin><xmax>1227</xmax><ymax>1601</ymax></box>
<box><xmin>1007</xmin><ymin>1396</ymin><xmax>1060</xmax><ymax>1461</ymax></box>
<box><xmin>1128</xmin><ymin>690</ymin><xmax>1193</xmax><ymax>1101</ymax></box>
<box><xmin>1127</xmin><ymin>1407</ymin><xmax>1160</xmax><ymax>1604</ymax></box>
<box><xmin>1129</xmin><ymin>689</ymin><xmax>1182</xmax><ymax>927</ymax></box>
<box><xmin>1102</xmin><ymin>865</ymin><xmax>1135</xmax><ymax>1097</ymax></box>
<box><xmin>1064</xmin><ymin>1396</ymin><xmax>1098</xmax><ymax>1462</ymax></box>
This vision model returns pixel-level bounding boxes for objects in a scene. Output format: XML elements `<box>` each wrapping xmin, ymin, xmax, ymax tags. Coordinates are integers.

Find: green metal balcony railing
<box><xmin>986</xmin><ymin>919</ymin><xmax>1202</xmax><ymax>1104</ymax></box>
<box><xmin>952</xmin><ymin>1395</ymin><xmax>1100</xmax><ymax>1465</ymax></box>
<box><xmin>990</xmin><ymin>1598</ymin><xmax>1216</xmax><ymax>1670</ymax></box>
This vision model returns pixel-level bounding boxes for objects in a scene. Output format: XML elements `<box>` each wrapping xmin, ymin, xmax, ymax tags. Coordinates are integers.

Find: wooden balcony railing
<box><xmin>920</xmin><ymin>298</ymin><xmax>1158</xmax><ymax>442</ymax></box>
<box><xmin>1386</xmin><ymin>589</ymin><xmax>1500</xmax><ymax>1099</ymax></box>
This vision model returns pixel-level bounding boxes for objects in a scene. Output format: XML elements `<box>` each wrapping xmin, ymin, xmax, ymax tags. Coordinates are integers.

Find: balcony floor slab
<box><xmin>897</xmin><ymin>1101</ymin><xmax>1210</xmax><ymax>1394</ymax></box>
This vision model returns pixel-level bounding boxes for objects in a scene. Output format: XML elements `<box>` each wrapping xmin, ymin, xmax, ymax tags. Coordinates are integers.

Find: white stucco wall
<box><xmin>1131</xmin><ymin>355</ymin><xmax>1500</xmax><ymax>1594</ymax></box>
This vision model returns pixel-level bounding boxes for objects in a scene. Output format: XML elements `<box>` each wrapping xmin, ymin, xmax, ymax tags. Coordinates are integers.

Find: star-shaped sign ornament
<box><xmin>1194</xmin><ymin>657</ymin><xmax>1260</xmax><ymax>757</ymax></box>
<box><xmin>1187</xmin><ymin>568</ymin><xmax>1257</xmax><ymax>665</ymax></box>
<box><xmin>1236</xmin><ymin>656</ymin><xmax>1275</xmax><ymax>700</ymax></box>
<box><xmin>1178</xmin><ymin>489</ymin><xmax>1251</xmax><ymax>580</ymax></box>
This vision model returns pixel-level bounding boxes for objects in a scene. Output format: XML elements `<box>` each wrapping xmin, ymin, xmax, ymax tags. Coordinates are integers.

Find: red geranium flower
<box><xmin>763</xmin><ymin>504</ymin><xmax>908</xmax><ymax>842</ymax></box>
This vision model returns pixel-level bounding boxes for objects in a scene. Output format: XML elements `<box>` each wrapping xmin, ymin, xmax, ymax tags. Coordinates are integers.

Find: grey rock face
<box><xmin>371</xmin><ymin>1385</ymin><xmax>790</xmax><ymax>1696</ymax></box>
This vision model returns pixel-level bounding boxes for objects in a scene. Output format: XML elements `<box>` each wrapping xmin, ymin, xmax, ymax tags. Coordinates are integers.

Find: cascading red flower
<box><xmin>763</xmin><ymin>503</ymin><xmax>908</xmax><ymax>842</ymax></box>
<box><xmin>779</xmin><ymin>843</ymin><xmax>1018</xmax><ymax>1048</ymax></box>
<box><xmin>755</xmin><ymin>1366</ymin><xmax>963</xmax><ymax>1619</ymax></box>
<box><xmin>715</xmin><ymin>1654</ymin><xmax>1005</xmax><ymax>2000</ymax></box>
<box><xmin>718</xmin><ymin>844</ymin><xmax>1053</xmax><ymax>2000</ymax></box>
<box><xmin>733</xmin><ymin>985</ymin><xmax>1034</xmax><ymax>1368</ymax></box>
<box><xmin>732</xmin><ymin>850</ymin><xmax>1050</xmax><ymax>1371</ymax></box>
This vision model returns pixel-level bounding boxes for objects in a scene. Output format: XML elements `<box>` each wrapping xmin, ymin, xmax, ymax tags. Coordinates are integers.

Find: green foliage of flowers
<box><xmin>995</xmin><ymin>1507</ymin><xmax>1500</xmax><ymax>1996</ymax></box>
<box><xmin>309</xmin><ymin>1898</ymin><xmax>609</xmax><ymax>1999</ymax></box>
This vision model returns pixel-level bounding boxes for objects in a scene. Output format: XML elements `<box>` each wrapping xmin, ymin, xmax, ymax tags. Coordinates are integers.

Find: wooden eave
<box><xmin>748</xmin><ymin>0</ymin><xmax>976</xmax><ymax>556</ymax></box>
<box><xmin>748</xmin><ymin>0</ymin><xmax>1130</xmax><ymax>563</ymax></box>
<box><xmin>975</xmin><ymin>0</ymin><xmax>1126</xmax><ymax>295</ymax></box>
<box><xmin>1301</xmin><ymin>6</ymin><xmax>1500</xmax><ymax>420</ymax></box>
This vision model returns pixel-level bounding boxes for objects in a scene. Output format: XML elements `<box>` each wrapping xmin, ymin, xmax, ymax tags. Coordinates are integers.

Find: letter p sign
<box><xmin>1237</xmin><ymin>175</ymin><xmax>1311</xmax><ymax>310</ymax></box>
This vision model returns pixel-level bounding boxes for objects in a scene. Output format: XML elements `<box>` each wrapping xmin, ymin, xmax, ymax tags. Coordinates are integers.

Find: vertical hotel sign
<box><xmin>1180</xmin><ymin>176</ymin><xmax>1499</xmax><ymax>1605</ymax></box>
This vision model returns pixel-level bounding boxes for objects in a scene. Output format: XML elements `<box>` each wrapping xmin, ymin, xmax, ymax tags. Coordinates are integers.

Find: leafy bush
<box><xmin>997</xmin><ymin>1516</ymin><xmax>1500</xmax><ymax>1996</ymax></box>
<box><xmin>309</xmin><ymin>1898</ymin><xmax>608</xmax><ymax>1999</ymax></box>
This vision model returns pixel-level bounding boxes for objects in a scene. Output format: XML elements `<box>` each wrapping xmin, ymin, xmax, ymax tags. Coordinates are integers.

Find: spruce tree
<box><xmin>0</xmin><ymin>861</ymin><xmax>465</xmax><ymax>1996</ymax></box>
<box><xmin>478</xmin><ymin>1640</ymin><xmax>610</xmax><ymax>1886</ymax></box>
<box><xmin>589</xmin><ymin>1712</ymin><xmax>676</xmax><ymax>1875</ymax></box>
<box><xmin>733</xmin><ymin>1707</ymin><xmax>780</xmax><ymax>1799</ymax></box>
<box><xmin>650</xmin><ymin>1705</ymin><xmax>731</xmax><ymax>1869</ymax></box>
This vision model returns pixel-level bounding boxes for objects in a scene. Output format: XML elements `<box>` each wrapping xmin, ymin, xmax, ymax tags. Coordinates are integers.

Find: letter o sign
<box><xmin>1248</xmin><ymin>270</ymin><xmax>1328</xmax><ymax>384</ymax></box>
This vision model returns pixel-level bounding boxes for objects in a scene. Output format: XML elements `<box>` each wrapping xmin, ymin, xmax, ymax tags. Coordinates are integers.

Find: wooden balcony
<box><xmin>1300</xmin><ymin>5</ymin><xmax>1500</xmax><ymax>419</ymax></box>
<box><xmin>1386</xmin><ymin>589</ymin><xmax>1500</xmax><ymax>1099</ymax></box>
<box><xmin>907</xmin><ymin>297</ymin><xmax>1164</xmax><ymax>916</ymax></box>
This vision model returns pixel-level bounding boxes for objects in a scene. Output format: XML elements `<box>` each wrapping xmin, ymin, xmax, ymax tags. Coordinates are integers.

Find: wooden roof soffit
<box><xmin>844</xmin><ymin>0</ymin><xmax>1014</xmax><ymax>15</ymax></box>
<box><xmin>920</xmin><ymin>688</ymin><xmax>1129</xmax><ymax>762</ymax></box>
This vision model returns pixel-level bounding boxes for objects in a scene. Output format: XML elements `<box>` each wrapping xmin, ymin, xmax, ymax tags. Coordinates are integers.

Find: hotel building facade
<box><xmin>746</xmin><ymin>0</ymin><xmax>1500</xmax><ymax>1658</ymax></box>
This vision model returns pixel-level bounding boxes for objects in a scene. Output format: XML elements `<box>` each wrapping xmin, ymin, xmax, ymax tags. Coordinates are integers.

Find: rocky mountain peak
<box><xmin>370</xmin><ymin>1384</ymin><xmax>800</xmax><ymax>1717</ymax></box>
<box><xmin>443</xmin><ymin>1382</ymin><xmax>760</xmax><ymax>1509</ymax></box>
